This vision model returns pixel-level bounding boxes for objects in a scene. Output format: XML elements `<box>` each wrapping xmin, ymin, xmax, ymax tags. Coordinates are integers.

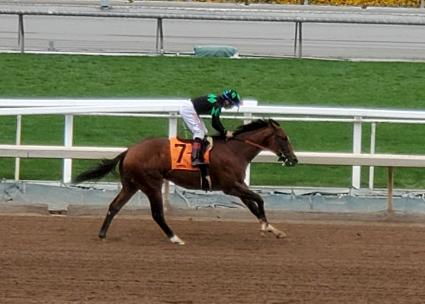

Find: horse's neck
<box><xmin>230</xmin><ymin>133</ymin><xmax>265</xmax><ymax>162</ymax></box>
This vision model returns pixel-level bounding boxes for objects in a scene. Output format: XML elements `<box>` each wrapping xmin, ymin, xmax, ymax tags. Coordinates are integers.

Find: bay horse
<box><xmin>74</xmin><ymin>119</ymin><xmax>298</xmax><ymax>245</ymax></box>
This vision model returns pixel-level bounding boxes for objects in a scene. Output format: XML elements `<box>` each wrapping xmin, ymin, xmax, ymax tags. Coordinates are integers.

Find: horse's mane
<box><xmin>233</xmin><ymin>119</ymin><xmax>280</xmax><ymax>137</ymax></box>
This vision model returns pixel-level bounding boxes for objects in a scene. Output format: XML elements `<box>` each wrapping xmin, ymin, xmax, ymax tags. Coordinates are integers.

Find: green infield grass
<box><xmin>1</xmin><ymin>53</ymin><xmax>424</xmax><ymax>188</ymax></box>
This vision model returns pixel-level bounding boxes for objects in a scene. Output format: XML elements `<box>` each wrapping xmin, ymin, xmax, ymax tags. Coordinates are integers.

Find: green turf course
<box><xmin>1</xmin><ymin>53</ymin><xmax>424</xmax><ymax>188</ymax></box>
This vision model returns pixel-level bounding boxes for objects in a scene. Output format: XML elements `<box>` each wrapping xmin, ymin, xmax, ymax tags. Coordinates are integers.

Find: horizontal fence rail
<box><xmin>2</xmin><ymin>2</ymin><xmax>424</xmax><ymax>24</ymax></box>
<box><xmin>2</xmin><ymin>99</ymin><xmax>425</xmax><ymax>120</ymax></box>
<box><xmin>0</xmin><ymin>145</ymin><xmax>424</xmax><ymax>213</ymax></box>
<box><xmin>2</xmin><ymin>144</ymin><xmax>425</xmax><ymax>167</ymax></box>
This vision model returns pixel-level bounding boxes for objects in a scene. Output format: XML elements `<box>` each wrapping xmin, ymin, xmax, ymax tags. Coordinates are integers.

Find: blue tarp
<box><xmin>194</xmin><ymin>46</ymin><xmax>238</xmax><ymax>57</ymax></box>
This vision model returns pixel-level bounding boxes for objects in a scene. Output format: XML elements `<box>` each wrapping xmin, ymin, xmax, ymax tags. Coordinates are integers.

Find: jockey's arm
<box><xmin>211</xmin><ymin>106</ymin><xmax>226</xmax><ymax>137</ymax></box>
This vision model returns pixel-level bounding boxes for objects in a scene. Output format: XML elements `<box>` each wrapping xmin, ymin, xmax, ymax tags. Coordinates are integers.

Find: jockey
<box><xmin>180</xmin><ymin>89</ymin><xmax>241</xmax><ymax>167</ymax></box>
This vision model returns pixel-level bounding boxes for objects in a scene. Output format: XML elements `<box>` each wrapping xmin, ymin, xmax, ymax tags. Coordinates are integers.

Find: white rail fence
<box><xmin>1</xmin><ymin>99</ymin><xmax>425</xmax><ymax>211</ymax></box>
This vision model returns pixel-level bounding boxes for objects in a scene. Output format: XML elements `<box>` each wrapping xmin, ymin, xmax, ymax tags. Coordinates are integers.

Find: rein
<box><xmin>232</xmin><ymin>137</ymin><xmax>270</xmax><ymax>151</ymax></box>
<box><xmin>231</xmin><ymin>136</ymin><xmax>289</xmax><ymax>165</ymax></box>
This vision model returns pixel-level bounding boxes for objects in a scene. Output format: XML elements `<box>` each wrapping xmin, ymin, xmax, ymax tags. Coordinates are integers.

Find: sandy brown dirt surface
<box><xmin>1</xmin><ymin>212</ymin><xmax>425</xmax><ymax>304</ymax></box>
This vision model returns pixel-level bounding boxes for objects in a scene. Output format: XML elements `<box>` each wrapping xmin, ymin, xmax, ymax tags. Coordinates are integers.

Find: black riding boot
<box><xmin>192</xmin><ymin>138</ymin><xmax>211</xmax><ymax>191</ymax></box>
<box><xmin>199</xmin><ymin>165</ymin><xmax>212</xmax><ymax>192</ymax></box>
<box><xmin>191</xmin><ymin>138</ymin><xmax>204</xmax><ymax>166</ymax></box>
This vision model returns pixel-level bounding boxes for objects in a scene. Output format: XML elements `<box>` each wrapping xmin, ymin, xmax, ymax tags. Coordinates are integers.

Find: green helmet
<box><xmin>222</xmin><ymin>89</ymin><xmax>241</xmax><ymax>106</ymax></box>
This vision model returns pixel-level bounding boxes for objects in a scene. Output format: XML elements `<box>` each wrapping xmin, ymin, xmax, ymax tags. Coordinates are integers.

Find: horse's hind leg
<box><xmin>99</xmin><ymin>182</ymin><xmax>137</xmax><ymax>239</ymax></box>
<box><xmin>141</xmin><ymin>183</ymin><xmax>184</xmax><ymax>245</ymax></box>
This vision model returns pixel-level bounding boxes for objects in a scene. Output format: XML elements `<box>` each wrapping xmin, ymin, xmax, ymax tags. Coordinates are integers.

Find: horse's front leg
<box><xmin>144</xmin><ymin>188</ymin><xmax>185</xmax><ymax>245</ymax></box>
<box><xmin>224</xmin><ymin>182</ymin><xmax>287</xmax><ymax>239</ymax></box>
<box><xmin>243</xmin><ymin>196</ymin><xmax>286</xmax><ymax>239</ymax></box>
<box><xmin>259</xmin><ymin>219</ymin><xmax>287</xmax><ymax>239</ymax></box>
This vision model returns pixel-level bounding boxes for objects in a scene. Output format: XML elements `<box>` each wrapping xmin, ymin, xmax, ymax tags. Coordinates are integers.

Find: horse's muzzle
<box><xmin>278</xmin><ymin>153</ymin><xmax>298</xmax><ymax>167</ymax></box>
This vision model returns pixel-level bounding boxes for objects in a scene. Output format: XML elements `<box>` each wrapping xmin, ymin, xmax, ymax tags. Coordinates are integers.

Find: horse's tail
<box><xmin>73</xmin><ymin>151</ymin><xmax>127</xmax><ymax>184</ymax></box>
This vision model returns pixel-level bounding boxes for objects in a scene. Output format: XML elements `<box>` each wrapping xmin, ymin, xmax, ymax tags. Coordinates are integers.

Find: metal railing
<box><xmin>1</xmin><ymin>2</ymin><xmax>425</xmax><ymax>57</ymax></box>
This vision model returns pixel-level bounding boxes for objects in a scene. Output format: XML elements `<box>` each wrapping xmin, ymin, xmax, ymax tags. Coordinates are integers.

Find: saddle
<box><xmin>169</xmin><ymin>137</ymin><xmax>212</xmax><ymax>171</ymax></box>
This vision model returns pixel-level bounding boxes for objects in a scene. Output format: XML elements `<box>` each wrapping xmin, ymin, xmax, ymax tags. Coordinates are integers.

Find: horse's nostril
<box><xmin>284</xmin><ymin>157</ymin><xmax>298</xmax><ymax>167</ymax></box>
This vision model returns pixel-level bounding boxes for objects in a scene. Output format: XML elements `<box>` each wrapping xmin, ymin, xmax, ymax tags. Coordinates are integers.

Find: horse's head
<box><xmin>265</xmin><ymin>120</ymin><xmax>298</xmax><ymax>167</ymax></box>
<box><xmin>233</xmin><ymin>119</ymin><xmax>298</xmax><ymax>167</ymax></box>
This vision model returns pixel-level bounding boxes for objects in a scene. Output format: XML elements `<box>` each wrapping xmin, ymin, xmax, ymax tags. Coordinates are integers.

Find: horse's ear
<box><xmin>269</xmin><ymin>119</ymin><xmax>280</xmax><ymax>129</ymax></box>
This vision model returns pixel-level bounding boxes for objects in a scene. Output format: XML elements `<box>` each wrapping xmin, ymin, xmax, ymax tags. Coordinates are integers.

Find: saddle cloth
<box><xmin>170</xmin><ymin>137</ymin><xmax>211</xmax><ymax>171</ymax></box>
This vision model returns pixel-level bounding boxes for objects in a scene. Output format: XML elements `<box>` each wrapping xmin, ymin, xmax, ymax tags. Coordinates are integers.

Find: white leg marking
<box><xmin>170</xmin><ymin>235</ymin><xmax>185</xmax><ymax>245</ymax></box>
<box><xmin>261</xmin><ymin>222</ymin><xmax>268</xmax><ymax>232</ymax></box>
<box><xmin>260</xmin><ymin>221</ymin><xmax>287</xmax><ymax>239</ymax></box>
<box><xmin>267</xmin><ymin>224</ymin><xmax>288</xmax><ymax>239</ymax></box>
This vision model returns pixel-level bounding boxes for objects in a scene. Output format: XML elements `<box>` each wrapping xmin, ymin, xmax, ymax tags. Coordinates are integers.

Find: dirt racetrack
<box><xmin>1</xmin><ymin>211</ymin><xmax>425</xmax><ymax>304</ymax></box>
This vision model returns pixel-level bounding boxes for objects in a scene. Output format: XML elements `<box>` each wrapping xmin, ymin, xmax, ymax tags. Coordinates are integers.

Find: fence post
<box><xmin>294</xmin><ymin>22</ymin><xmax>303</xmax><ymax>58</ymax></box>
<box><xmin>156</xmin><ymin>18</ymin><xmax>164</xmax><ymax>55</ymax></box>
<box><xmin>164</xmin><ymin>112</ymin><xmax>178</xmax><ymax>203</ymax></box>
<box><xmin>18</xmin><ymin>14</ymin><xmax>24</xmax><ymax>53</ymax></box>
<box><xmin>352</xmin><ymin>116</ymin><xmax>362</xmax><ymax>189</ymax></box>
<box><xmin>368</xmin><ymin>122</ymin><xmax>376</xmax><ymax>190</ymax></box>
<box><xmin>387</xmin><ymin>167</ymin><xmax>394</xmax><ymax>214</ymax></box>
<box><xmin>14</xmin><ymin>115</ymin><xmax>22</xmax><ymax>181</ymax></box>
<box><xmin>244</xmin><ymin>112</ymin><xmax>253</xmax><ymax>185</ymax></box>
<box><xmin>168</xmin><ymin>112</ymin><xmax>178</xmax><ymax>138</ymax></box>
<box><xmin>63</xmin><ymin>114</ymin><xmax>74</xmax><ymax>184</ymax></box>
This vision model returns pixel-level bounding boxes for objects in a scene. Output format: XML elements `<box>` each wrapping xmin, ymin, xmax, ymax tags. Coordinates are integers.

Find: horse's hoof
<box><xmin>170</xmin><ymin>235</ymin><xmax>185</xmax><ymax>245</ymax></box>
<box><xmin>276</xmin><ymin>231</ymin><xmax>288</xmax><ymax>239</ymax></box>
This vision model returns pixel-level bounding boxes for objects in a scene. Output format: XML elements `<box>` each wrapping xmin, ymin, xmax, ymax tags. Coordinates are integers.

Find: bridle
<box><xmin>229</xmin><ymin>122</ymin><xmax>297</xmax><ymax>167</ymax></box>
<box><xmin>231</xmin><ymin>134</ymin><xmax>290</xmax><ymax>165</ymax></box>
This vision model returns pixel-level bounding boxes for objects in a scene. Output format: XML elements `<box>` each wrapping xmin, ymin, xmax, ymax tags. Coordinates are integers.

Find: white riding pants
<box><xmin>179</xmin><ymin>99</ymin><xmax>208</xmax><ymax>139</ymax></box>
